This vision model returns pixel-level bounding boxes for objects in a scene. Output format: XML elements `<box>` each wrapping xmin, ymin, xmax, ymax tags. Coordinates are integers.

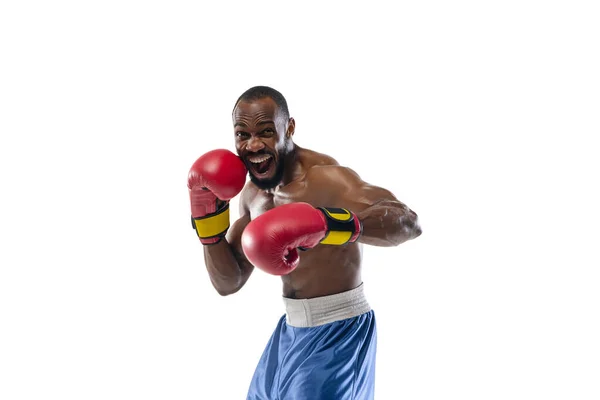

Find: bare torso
<box><xmin>242</xmin><ymin>147</ymin><xmax>363</xmax><ymax>299</ymax></box>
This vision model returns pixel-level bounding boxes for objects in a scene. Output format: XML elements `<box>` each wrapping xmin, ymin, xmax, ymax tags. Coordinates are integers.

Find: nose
<box><xmin>246</xmin><ymin>136</ymin><xmax>265</xmax><ymax>152</ymax></box>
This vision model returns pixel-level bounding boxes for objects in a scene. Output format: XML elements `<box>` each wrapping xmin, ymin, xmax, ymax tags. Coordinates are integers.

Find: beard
<box><xmin>247</xmin><ymin>151</ymin><xmax>286</xmax><ymax>190</ymax></box>
<box><xmin>245</xmin><ymin>144</ymin><xmax>294</xmax><ymax>190</ymax></box>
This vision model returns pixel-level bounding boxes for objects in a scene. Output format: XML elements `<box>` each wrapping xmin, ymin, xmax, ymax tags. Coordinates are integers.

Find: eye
<box><xmin>261</xmin><ymin>129</ymin><xmax>274</xmax><ymax>137</ymax></box>
<box><xmin>236</xmin><ymin>131</ymin><xmax>250</xmax><ymax>139</ymax></box>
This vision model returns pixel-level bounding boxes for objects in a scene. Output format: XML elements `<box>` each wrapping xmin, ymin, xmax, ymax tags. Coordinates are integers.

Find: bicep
<box><xmin>326</xmin><ymin>167</ymin><xmax>402</xmax><ymax>211</ymax></box>
<box><xmin>342</xmin><ymin>183</ymin><xmax>406</xmax><ymax>214</ymax></box>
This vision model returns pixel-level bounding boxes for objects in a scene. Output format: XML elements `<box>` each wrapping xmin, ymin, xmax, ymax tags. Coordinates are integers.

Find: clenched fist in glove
<box><xmin>241</xmin><ymin>202</ymin><xmax>362</xmax><ymax>275</ymax></box>
<box><xmin>188</xmin><ymin>149</ymin><xmax>247</xmax><ymax>244</ymax></box>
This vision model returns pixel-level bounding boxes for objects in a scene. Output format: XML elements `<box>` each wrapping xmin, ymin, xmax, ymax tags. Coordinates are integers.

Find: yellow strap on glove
<box><xmin>192</xmin><ymin>204</ymin><xmax>230</xmax><ymax>240</ymax></box>
<box><xmin>318</xmin><ymin>207</ymin><xmax>362</xmax><ymax>245</ymax></box>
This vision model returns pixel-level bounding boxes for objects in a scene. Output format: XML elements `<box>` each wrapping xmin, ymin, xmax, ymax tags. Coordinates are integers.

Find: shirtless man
<box><xmin>188</xmin><ymin>86</ymin><xmax>422</xmax><ymax>399</ymax></box>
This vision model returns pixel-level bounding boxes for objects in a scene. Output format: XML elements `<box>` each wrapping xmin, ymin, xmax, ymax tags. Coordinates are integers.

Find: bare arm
<box><xmin>308</xmin><ymin>166</ymin><xmax>422</xmax><ymax>247</ymax></box>
<box><xmin>202</xmin><ymin>187</ymin><xmax>255</xmax><ymax>296</ymax></box>
<box><xmin>354</xmin><ymin>195</ymin><xmax>421</xmax><ymax>247</ymax></box>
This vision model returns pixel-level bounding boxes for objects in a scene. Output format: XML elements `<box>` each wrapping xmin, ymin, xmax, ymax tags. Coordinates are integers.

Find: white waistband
<box><xmin>282</xmin><ymin>284</ymin><xmax>371</xmax><ymax>328</ymax></box>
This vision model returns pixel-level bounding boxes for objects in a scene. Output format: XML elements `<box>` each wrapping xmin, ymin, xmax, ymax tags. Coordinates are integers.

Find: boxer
<box><xmin>188</xmin><ymin>86</ymin><xmax>422</xmax><ymax>399</ymax></box>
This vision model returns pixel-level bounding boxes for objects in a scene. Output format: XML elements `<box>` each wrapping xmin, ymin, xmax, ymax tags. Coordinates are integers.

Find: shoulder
<box><xmin>298</xmin><ymin>147</ymin><xmax>340</xmax><ymax>168</ymax></box>
<box><xmin>303</xmin><ymin>163</ymin><xmax>398</xmax><ymax>210</ymax></box>
<box><xmin>297</xmin><ymin>146</ymin><xmax>356</xmax><ymax>185</ymax></box>
<box><xmin>305</xmin><ymin>163</ymin><xmax>398</xmax><ymax>202</ymax></box>
<box><xmin>305</xmin><ymin>164</ymin><xmax>363</xmax><ymax>191</ymax></box>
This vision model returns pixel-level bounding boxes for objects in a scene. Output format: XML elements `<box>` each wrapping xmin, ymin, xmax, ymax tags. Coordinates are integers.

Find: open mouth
<box><xmin>247</xmin><ymin>153</ymin><xmax>274</xmax><ymax>176</ymax></box>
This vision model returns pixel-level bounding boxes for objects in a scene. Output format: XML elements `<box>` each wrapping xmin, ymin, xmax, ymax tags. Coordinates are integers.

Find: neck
<box><xmin>265</xmin><ymin>144</ymin><xmax>300</xmax><ymax>193</ymax></box>
<box><xmin>282</xmin><ymin>144</ymin><xmax>300</xmax><ymax>185</ymax></box>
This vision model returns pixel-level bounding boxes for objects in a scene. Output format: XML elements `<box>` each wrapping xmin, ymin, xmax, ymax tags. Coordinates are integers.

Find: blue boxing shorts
<box><xmin>247</xmin><ymin>283</ymin><xmax>377</xmax><ymax>400</ymax></box>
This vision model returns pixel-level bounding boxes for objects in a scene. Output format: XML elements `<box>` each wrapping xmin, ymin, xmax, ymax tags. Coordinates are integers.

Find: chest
<box><xmin>247</xmin><ymin>182</ymin><xmax>333</xmax><ymax>220</ymax></box>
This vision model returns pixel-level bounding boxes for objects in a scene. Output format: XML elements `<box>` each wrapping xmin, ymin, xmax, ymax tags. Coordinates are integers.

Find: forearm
<box><xmin>356</xmin><ymin>201</ymin><xmax>422</xmax><ymax>246</ymax></box>
<box><xmin>203</xmin><ymin>240</ymin><xmax>248</xmax><ymax>296</ymax></box>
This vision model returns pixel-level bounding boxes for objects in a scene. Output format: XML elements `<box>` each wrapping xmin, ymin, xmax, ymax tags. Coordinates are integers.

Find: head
<box><xmin>232</xmin><ymin>86</ymin><xmax>295</xmax><ymax>190</ymax></box>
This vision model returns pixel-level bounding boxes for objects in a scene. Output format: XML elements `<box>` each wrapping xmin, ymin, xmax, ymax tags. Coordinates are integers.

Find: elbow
<box><xmin>411</xmin><ymin>216</ymin><xmax>422</xmax><ymax>239</ymax></box>
<box><xmin>393</xmin><ymin>214</ymin><xmax>422</xmax><ymax>246</ymax></box>
<box><xmin>211</xmin><ymin>277</ymin><xmax>244</xmax><ymax>297</ymax></box>
<box><xmin>215</xmin><ymin>287</ymin><xmax>239</xmax><ymax>296</ymax></box>
<box><xmin>214</xmin><ymin>283</ymin><xmax>243</xmax><ymax>296</ymax></box>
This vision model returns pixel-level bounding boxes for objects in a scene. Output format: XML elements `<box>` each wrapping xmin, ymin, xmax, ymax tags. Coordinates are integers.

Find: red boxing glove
<box><xmin>188</xmin><ymin>149</ymin><xmax>247</xmax><ymax>244</ymax></box>
<box><xmin>241</xmin><ymin>202</ymin><xmax>362</xmax><ymax>275</ymax></box>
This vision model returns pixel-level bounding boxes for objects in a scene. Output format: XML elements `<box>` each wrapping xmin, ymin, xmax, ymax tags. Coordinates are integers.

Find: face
<box><xmin>233</xmin><ymin>97</ymin><xmax>294</xmax><ymax>190</ymax></box>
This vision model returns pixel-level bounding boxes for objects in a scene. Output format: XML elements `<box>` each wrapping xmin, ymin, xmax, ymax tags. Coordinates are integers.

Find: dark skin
<box><xmin>203</xmin><ymin>97</ymin><xmax>422</xmax><ymax>298</ymax></box>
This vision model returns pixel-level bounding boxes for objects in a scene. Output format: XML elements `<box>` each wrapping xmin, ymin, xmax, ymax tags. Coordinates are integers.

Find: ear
<box><xmin>286</xmin><ymin>117</ymin><xmax>296</xmax><ymax>138</ymax></box>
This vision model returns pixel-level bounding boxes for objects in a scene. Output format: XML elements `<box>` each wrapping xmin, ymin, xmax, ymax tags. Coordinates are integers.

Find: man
<box><xmin>188</xmin><ymin>86</ymin><xmax>422</xmax><ymax>399</ymax></box>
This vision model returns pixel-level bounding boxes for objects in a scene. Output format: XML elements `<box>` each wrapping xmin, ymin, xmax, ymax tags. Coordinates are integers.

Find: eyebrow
<box><xmin>234</xmin><ymin>122</ymin><xmax>247</xmax><ymax>128</ymax></box>
<box><xmin>257</xmin><ymin>120</ymin><xmax>275</xmax><ymax>126</ymax></box>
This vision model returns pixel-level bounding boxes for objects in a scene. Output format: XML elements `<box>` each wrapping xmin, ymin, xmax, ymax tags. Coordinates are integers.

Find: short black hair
<box><xmin>232</xmin><ymin>86</ymin><xmax>290</xmax><ymax>120</ymax></box>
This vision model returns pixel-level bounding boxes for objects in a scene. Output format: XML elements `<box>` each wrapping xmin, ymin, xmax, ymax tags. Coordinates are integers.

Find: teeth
<box><xmin>248</xmin><ymin>154</ymin><xmax>272</xmax><ymax>163</ymax></box>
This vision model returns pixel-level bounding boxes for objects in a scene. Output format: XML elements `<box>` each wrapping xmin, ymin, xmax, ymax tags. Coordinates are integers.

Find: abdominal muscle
<box><xmin>281</xmin><ymin>243</ymin><xmax>363</xmax><ymax>299</ymax></box>
<box><xmin>247</xmin><ymin>189</ymin><xmax>364</xmax><ymax>299</ymax></box>
<box><xmin>246</xmin><ymin>148</ymin><xmax>364</xmax><ymax>299</ymax></box>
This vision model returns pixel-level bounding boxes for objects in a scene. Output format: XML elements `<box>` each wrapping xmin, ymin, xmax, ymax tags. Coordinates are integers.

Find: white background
<box><xmin>1</xmin><ymin>1</ymin><xmax>599</xmax><ymax>399</ymax></box>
